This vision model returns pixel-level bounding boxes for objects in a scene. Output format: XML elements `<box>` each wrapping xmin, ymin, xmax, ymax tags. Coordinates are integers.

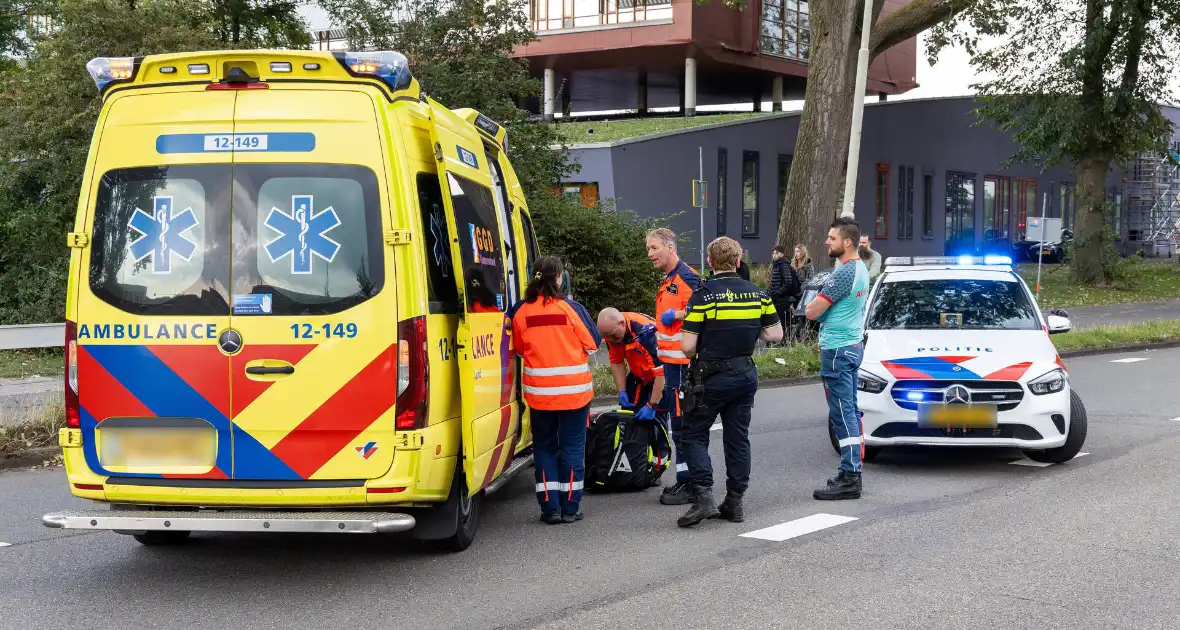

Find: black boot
<box><xmin>813</xmin><ymin>471</ymin><xmax>861</xmax><ymax>500</ymax></box>
<box><xmin>660</xmin><ymin>480</ymin><xmax>694</xmax><ymax>505</ymax></box>
<box><xmin>717</xmin><ymin>491</ymin><xmax>744</xmax><ymax>523</ymax></box>
<box><xmin>677</xmin><ymin>485</ymin><xmax>720</xmax><ymax>528</ymax></box>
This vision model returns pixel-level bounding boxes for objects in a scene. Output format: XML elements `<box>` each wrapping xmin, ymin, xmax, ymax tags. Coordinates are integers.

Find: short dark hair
<box><xmin>773</xmin><ymin>245</ymin><xmax>787</xmax><ymax>255</ymax></box>
<box><xmin>830</xmin><ymin>217</ymin><xmax>860</xmax><ymax>245</ymax></box>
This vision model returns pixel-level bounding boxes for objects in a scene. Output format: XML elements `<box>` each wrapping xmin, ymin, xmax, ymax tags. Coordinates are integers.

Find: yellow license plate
<box><xmin>1041</xmin><ymin>249</ymin><xmax>1052</xmax><ymax>255</ymax></box>
<box><xmin>919</xmin><ymin>404</ymin><xmax>997</xmax><ymax>428</ymax></box>
<box><xmin>99</xmin><ymin>427</ymin><xmax>217</xmax><ymax>468</ymax></box>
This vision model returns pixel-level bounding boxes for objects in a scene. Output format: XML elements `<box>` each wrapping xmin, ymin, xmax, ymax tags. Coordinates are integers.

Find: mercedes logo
<box><xmin>944</xmin><ymin>385</ymin><xmax>971</xmax><ymax>405</ymax></box>
<box><xmin>218</xmin><ymin>329</ymin><xmax>243</xmax><ymax>355</ymax></box>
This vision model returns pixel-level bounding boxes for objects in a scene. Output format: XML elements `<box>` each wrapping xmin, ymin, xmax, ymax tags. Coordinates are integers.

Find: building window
<box><xmin>896</xmin><ymin>165</ymin><xmax>914</xmax><ymax>239</ymax></box>
<box><xmin>742</xmin><ymin>151</ymin><xmax>759</xmax><ymax>237</ymax></box>
<box><xmin>1058</xmin><ymin>183</ymin><xmax>1075</xmax><ymax>230</ymax></box>
<box><xmin>983</xmin><ymin>175</ymin><xmax>1012</xmax><ymax>245</ymax></box>
<box><xmin>761</xmin><ymin>0</ymin><xmax>810</xmax><ymax>61</ymax></box>
<box><xmin>922</xmin><ymin>172</ymin><xmax>934</xmax><ymax>238</ymax></box>
<box><xmin>777</xmin><ymin>154</ymin><xmax>792</xmax><ymax>225</ymax></box>
<box><xmin>1111</xmin><ymin>190</ymin><xmax>1123</xmax><ymax>238</ymax></box>
<box><xmin>946</xmin><ymin>171</ymin><xmax>976</xmax><ymax>254</ymax></box>
<box><xmin>717</xmin><ymin>148</ymin><xmax>728</xmax><ymax>236</ymax></box>
<box><xmin>875</xmin><ymin>163</ymin><xmax>889</xmax><ymax>239</ymax></box>
<box><xmin>553</xmin><ymin>182</ymin><xmax>599</xmax><ymax>208</ymax></box>
<box><xmin>1015</xmin><ymin>178</ymin><xmax>1037</xmax><ymax>242</ymax></box>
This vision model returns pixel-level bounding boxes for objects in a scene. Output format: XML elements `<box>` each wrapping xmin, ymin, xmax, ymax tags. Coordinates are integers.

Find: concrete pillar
<box><xmin>684</xmin><ymin>56</ymin><xmax>697</xmax><ymax>118</ymax></box>
<box><xmin>544</xmin><ymin>68</ymin><xmax>556</xmax><ymax>121</ymax></box>
<box><xmin>772</xmin><ymin>75</ymin><xmax>784</xmax><ymax>112</ymax></box>
<box><xmin>638</xmin><ymin>69</ymin><xmax>648</xmax><ymax>116</ymax></box>
<box><xmin>752</xmin><ymin>85</ymin><xmax>762</xmax><ymax>112</ymax></box>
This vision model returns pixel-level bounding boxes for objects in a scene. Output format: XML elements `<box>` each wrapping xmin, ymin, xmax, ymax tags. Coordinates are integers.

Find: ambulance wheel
<box><xmin>1022</xmin><ymin>390</ymin><xmax>1088</xmax><ymax>464</ymax></box>
<box><xmin>132</xmin><ymin>531</ymin><xmax>191</xmax><ymax>546</ymax></box>
<box><xmin>431</xmin><ymin>470</ymin><xmax>483</xmax><ymax>552</ymax></box>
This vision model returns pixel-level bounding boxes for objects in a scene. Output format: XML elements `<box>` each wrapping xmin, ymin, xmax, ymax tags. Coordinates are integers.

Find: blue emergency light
<box><xmin>884</xmin><ymin>255</ymin><xmax>1013</xmax><ymax>267</ymax></box>
<box><xmin>339</xmin><ymin>51</ymin><xmax>412</xmax><ymax>91</ymax></box>
<box><xmin>86</xmin><ymin>57</ymin><xmax>138</xmax><ymax>92</ymax></box>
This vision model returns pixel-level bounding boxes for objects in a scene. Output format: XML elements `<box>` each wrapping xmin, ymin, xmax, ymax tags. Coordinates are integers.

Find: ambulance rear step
<box><xmin>42</xmin><ymin>509</ymin><xmax>415</xmax><ymax>534</ymax></box>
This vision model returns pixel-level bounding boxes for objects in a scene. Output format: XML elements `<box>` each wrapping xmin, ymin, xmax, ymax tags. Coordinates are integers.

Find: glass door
<box><xmin>945</xmin><ymin>171</ymin><xmax>977</xmax><ymax>255</ymax></box>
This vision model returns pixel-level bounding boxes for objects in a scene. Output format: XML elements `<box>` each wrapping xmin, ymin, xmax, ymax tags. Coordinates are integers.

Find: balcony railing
<box><xmin>529</xmin><ymin>0</ymin><xmax>672</xmax><ymax>32</ymax></box>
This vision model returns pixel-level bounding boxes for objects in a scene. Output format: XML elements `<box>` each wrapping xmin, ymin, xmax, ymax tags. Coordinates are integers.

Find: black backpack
<box><xmin>584</xmin><ymin>410</ymin><xmax>673</xmax><ymax>493</ymax></box>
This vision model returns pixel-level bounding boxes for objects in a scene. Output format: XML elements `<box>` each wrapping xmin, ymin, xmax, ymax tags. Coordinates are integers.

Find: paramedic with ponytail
<box><xmin>510</xmin><ymin>256</ymin><xmax>602</xmax><ymax>524</ymax></box>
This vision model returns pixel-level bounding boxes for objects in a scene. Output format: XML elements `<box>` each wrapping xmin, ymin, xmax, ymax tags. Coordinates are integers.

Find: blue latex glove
<box><xmin>660</xmin><ymin>308</ymin><xmax>678</xmax><ymax>327</ymax></box>
<box><xmin>618</xmin><ymin>390</ymin><xmax>632</xmax><ymax>409</ymax></box>
<box><xmin>635</xmin><ymin>405</ymin><xmax>656</xmax><ymax>421</ymax></box>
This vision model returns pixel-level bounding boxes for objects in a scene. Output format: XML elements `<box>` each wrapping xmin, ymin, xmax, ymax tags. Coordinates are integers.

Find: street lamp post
<box><xmin>840</xmin><ymin>0</ymin><xmax>875</xmax><ymax>219</ymax></box>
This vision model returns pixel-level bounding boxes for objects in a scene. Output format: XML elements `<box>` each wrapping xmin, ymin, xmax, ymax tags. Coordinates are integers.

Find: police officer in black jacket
<box><xmin>676</xmin><ymin>237</ymin><xmax>784</xmax><ymax>528</ymax></box>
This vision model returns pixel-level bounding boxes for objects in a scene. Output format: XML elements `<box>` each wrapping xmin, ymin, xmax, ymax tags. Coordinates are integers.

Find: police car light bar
<box><xmin>339</xmin><ymin>51</ymin><xmax>412</xmax><ymax>91</ymax></box>
<box><xmin>87</xmin><ymin>57</ymin><xmax>138</xmax><ymax>92</ymax></box>
<box><xmin>884</xmin><ymin>255</ymin><xmax>1013</xmax><ymax>267</ymax></box>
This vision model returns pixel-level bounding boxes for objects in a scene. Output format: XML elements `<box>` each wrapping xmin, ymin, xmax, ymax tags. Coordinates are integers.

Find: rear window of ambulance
<box><xmin>89</xmin><ymin>164</ymin><xmax>383</xmax><ymax>317</ymax></box>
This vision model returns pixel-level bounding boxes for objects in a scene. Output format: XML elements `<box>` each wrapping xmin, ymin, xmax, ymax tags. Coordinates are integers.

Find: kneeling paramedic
<box><xmin>596</xmin><ymin>308</ymin><xmax>666</xmax><ymax>417</ymax></box>
<box><xmin>677</xmin><ymin>237</ymin><xmax>783</xmax><ymax>528</ymax></box>
<box><xmin>510</xmin><ymin>256</ymin><xmax>602</xmax><ymax>524</ymax></box>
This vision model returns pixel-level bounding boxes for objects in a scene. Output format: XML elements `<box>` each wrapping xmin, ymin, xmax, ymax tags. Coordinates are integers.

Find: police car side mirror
<box><xmin>1046</xmin><ymin>314</ymin><xmax>1072</xmax><ymax>335</ymax></box>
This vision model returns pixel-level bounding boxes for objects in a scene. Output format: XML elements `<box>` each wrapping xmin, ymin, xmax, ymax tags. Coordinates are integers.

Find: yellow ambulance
<box><xmin>41</xmin><ymin>49</ymin><xmax>542</xmax><ymax>551</ymax></box>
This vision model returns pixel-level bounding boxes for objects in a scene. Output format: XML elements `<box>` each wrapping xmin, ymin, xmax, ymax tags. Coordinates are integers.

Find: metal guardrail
<box><xmin>0</xmin><ymin>323</ymin><xmax>65</xmax><ymax>350</ymax></box>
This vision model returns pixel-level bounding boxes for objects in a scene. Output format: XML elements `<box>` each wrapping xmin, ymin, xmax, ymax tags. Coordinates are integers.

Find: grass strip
<box><xmin>0</xmin><ymin>401</ymin><xmax>65</xmax><ymax>457</ymax></box>
<box><xmin>0</xmin><ymin>348</ymin><xmax>61</xmax><ymax>380</ymax></box>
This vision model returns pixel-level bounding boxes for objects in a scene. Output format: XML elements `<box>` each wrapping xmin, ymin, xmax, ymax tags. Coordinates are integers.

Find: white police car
<box><xmin>837</xmin><ymin>255</ymin><xmax>1087</xmax><ymax>464</ymax></box>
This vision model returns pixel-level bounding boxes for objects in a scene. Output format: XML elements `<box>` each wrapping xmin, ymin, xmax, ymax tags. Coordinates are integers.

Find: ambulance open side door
<box><xmin>428</xmin><ymin>106</ymin><xmax>518</xmax><ymax>496</ymax></box>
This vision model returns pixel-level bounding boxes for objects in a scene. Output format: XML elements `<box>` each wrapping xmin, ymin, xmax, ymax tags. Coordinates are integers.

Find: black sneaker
<box><xmin>540</xmin><ymin>512</ymin><xmax>562</xmax><ymax>525</ymax></box>
<box><xmin>660</xmin><ymin>481</ymin><xmax>694</xmax><ymax>505</ymax></box>
<box><xmin>814</xmin><ymin>471</ymin><xmax>862</xmax><ymax>500</ymax></box>
<box><xmin>561</xmin><ymin>510</ymin><xmax>584</xmax><ymax>523</ymax></box>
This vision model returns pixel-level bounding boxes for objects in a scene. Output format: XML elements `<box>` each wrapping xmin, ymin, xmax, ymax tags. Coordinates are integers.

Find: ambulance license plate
<box><xmin>100</xmin><ymin>427</ymin><xmax>216</xmax><ymax>468</ymax></box>
<box><xmin>918</xmin><ymin>404</ymin><xmax>998</xmax><ymax>428</ymax></box>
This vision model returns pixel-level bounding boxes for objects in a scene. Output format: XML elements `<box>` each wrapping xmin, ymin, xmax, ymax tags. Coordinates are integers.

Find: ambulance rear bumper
<box><xmin>42</xmin><ymin>509</ymin><xmax>416</xmax><ymax>534</ymax></box>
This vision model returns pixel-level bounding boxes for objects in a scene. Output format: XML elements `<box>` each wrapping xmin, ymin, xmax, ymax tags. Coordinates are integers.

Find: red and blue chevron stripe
<box><xmin>880</xmin><ymin>355</ymin><xmax>1032</xmax><ymax>381</ymax></box>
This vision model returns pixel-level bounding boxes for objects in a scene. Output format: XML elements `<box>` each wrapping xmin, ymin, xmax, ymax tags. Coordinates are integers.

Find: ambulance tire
<box><xmin>1022</xmin><ymin>390</ymin><xmax>1088</xmax><ymax>464</ymax></box>
<box><xmin>827</xmin><ymin>423</ymin><xmax>880</xmax><ymax>462</ymax></box>
<box><xmin>132</xmin><ymin>531</ymin><xmax>192</xmax><ymax>546</ymax></box>
<box><xmin>414</xmin><ymin>468</ymin><xmax>483</xmax><ymax>552</ymax></box>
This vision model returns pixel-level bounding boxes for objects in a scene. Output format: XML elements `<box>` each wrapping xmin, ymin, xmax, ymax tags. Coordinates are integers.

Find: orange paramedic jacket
<box><xmin>510</xmin><ymin>296</ymin><xmax>601</xmax><ymax>411</ymax></box>
<box><xmin>655</xmin><ymin>260</ymin><xmax>702</xmax><ymax>365</ymax></box>
<box><xmin>607</xmin><ymin>312</ymin><xmax>664</xmax><ymax>383</ymax></box>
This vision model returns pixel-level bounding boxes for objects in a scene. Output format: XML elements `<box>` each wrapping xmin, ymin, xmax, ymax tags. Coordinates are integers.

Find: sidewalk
<box><xmin>1061</xmin><ymin>299</ymin><xmax>1180</xmax><ymax>329</ymax></box>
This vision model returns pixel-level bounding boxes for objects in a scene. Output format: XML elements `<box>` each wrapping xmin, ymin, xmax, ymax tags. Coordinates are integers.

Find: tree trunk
<box><xmin>775</xmin><ymin>0</ymin><xmax>980</xmax><ymax>267</ymax></box>
<box><xmin>1070</xmin><ymin>154</ymin><xmax>1113</xmax><ymax>285</ymax></box>
<box><xmin>775</xmin><ymin>0</ymin><xmax>861</xmax><ymax>265</ymax></box>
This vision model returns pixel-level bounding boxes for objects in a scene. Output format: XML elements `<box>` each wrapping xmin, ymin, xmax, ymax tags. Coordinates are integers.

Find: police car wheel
<box><xmin>1022</xmin><ymin>390</ymin><xmax>1088</xmax><ymax>464</ymax></box>
<box><xmin>132</xmin><ymin>531</ymin><xmax>191</xmax><ymax>546</ymax></box>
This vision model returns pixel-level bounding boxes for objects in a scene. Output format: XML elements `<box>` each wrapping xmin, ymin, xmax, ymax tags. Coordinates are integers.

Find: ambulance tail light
<box><xmin>337</xmin><ymin>51</ymin><xmax>413</xmax><ymax>91</ymax></box>
<box><xmin>395</xmin><ymin>316</ymin><xmax>429</xmax><ymax>430</ymax></box>
<box><xmin>64</xmin><ymin>321</ymin><xmax>80</xmax><ymax>429</ymax></box>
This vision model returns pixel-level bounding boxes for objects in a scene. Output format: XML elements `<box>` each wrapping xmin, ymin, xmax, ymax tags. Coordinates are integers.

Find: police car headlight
<box><xmin>857</xmin><ymin>369</ymin><xmax>888</xmax><ymax>394</ymax></box>
<box><xmin>1028</xmin><ymin>368</ymin><xmax>1067</xmax><ymax>395</ymax></box>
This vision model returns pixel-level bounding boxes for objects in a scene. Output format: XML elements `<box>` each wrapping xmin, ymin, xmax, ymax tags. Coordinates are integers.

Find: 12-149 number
<box><xmin>291</xmin><ymin>323</ymin><xmax>359</xmax><ymax>339</ymax></box>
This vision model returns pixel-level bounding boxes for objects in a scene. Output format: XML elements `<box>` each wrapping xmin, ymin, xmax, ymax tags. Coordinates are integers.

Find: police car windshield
<box><xmin>866</xmin><ymin>277</ymin><xmax>1041</xmax><ymax>331</ymax></box>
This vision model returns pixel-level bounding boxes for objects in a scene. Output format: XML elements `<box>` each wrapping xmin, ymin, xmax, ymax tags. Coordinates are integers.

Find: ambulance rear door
<box><xmin>427</xmin><ymin>106</ymin><xmax>517</xmax><ymax>495</ymax></box>
<box><xmin>224</xmin><ymin>86</ymin><xmax>397</xmax><ymax>481</ymax></box>
<box><xmin>73</xmin><ymin>89</ymin><xmax>235</xmax><ymax>480</ymax></box>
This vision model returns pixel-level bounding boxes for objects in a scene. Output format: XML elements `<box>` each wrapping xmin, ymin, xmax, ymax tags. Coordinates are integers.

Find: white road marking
<box><xmin>0</xmin><ymin>542</ymin><xmax>11</xmax><ymax>548</ymax></box>
<box><xmin>1110</xmin><ymin>357</ymin><xmax>1149</xmax><ymax>363</ymax></box>
<box><xmin>1010</xmin><ymin>452</ymin><xmax>1090</xmax><ymax>467</ymax></box>
<box><xmin>710</xmin><ymin>423</ymin><xmax>722</xmax><ymax>431</ymax></box>
<box><xmin>1170</xmin><ymin>417</ymin><xmax>1180</xmax><ymax>422</ymax></box>
<box><xmin>740</xmin><ymin>513</ymin><xmax>858</xmax><ymax>542</ymax></box>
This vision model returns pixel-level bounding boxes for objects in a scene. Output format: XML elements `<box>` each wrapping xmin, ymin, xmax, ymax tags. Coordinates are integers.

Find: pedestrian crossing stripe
<box><xmin>613</xmin><ymin>451</ymin><xmax>632</xmax><ymax>473</ymax></box>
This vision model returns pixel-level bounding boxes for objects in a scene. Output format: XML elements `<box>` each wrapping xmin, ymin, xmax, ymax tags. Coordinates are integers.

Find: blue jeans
<box><xmin>532</xmin><ymin>405</ymin><xmax>589</xmax><ymax>516</ymax></box>
<box><xmin>660</xmin><ymin>363</ymin><xmax>690</xmax><ymax>483</ymax></box>
<box><xmin>820</xmin><ymin>343</ymin><xmax>864</xmax><ymax>473</ymax></box>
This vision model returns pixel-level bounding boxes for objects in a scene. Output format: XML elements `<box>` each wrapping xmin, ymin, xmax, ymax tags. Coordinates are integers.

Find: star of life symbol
<box><xmin>127</xmin><ymin>196</ymin><xmax>199</xmax><ymax>275</ymax></box>
<box><xmin>264</xmin><ymin>195</ymin><xmax>342</xmax><ymax>275</ymax></box>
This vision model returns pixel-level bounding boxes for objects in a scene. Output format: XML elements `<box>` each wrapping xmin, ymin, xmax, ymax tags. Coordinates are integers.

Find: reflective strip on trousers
<box><xmin>523</xmin><ymin>364</ymin><xmax>591</xmax><ymax>377</ymax></box>
<box><xmin>559</xmin><ymin>481</ymin><xmax>584</xmax><ymax>492</ymax></box>
<box><xmin>523</xmin><ymin>382</ymin><xmax>594</xmax><ymax>396</ymax></box>
<box><xmin>535</xmin><ymin>481</ymin><xmax>562</xmax><ymax>492</ymax></box>
<box><xmin>838</xmin><ymin>436</ymin><xmax>863</xmax><ymax>448</ymax></box>
<box><xmin>676</xmin><ymin>462</ymin><xmax>688</xmax><ymax>472</ymax></box>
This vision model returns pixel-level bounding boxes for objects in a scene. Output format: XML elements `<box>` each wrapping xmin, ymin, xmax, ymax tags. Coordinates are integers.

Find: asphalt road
<box><xmin>3</xmin><ymin>347</ymin><xmax>1180</xmax><ymax>629</ymax></box>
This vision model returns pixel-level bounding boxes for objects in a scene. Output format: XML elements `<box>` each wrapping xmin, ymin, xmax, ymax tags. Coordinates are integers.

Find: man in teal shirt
<box><xmin>806</xmin><ymin>217</ymin><xmax>870</xmax><ymax>500</ymax></box>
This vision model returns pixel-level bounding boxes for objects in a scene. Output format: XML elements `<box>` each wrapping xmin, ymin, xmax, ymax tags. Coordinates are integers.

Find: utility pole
<box><xmin>839</xmin><ymin>0</ymin><xmax>875</xmax><ymax>219</ymax></box>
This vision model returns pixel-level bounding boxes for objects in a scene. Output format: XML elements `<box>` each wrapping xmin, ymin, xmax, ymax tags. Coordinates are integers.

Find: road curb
<box><xmin>589</xmin><ymin>338</ymin><xmax>1180</xmax><ymax>406</ymax></box>
<box><xmin>0</xmin><ymin>445</ymin><xmax>59</xmax><ymax>472</ymax></box>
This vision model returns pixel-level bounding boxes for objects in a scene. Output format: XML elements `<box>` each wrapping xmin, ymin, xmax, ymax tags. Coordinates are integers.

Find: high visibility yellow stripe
<box><xmin>713</xmin><ymin>308</ymin><xmax>765</xmax><ymax>321</ymax></box>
